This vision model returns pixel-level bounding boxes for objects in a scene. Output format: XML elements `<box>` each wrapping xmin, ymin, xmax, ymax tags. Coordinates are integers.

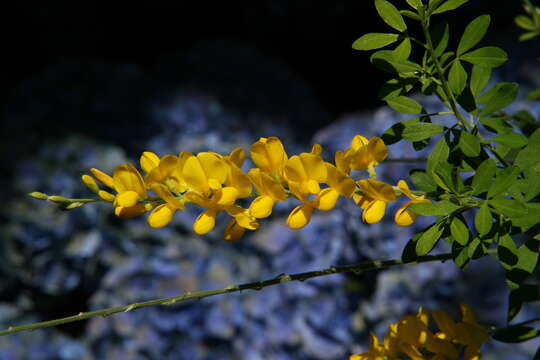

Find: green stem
<box><xmin>0</xmin><ymin>252</ymin><xmax>454</xmax><ymax>336</ymax></box>
<box><xmin>421</xmin><ymin>17</ymin><xmax>472</xmax><ymax>131</ymax></box>
<box><xmin>420</xmin><ymin>15</ymin><xmax>510</xmax><ymax>167</ymax></box>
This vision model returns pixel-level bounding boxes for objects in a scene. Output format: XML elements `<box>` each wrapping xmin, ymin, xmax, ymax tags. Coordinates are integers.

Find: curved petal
<box><xmin>90</xmin><ymin>168</ymin><xmax>115</xmax><ymax>189</ymax></box>
<box><xmin>151</xmin><ymin>183</ymin><xmax>184</xmax><ymax>209</ymax></box>
<box><xmin>224</xmin><ymin>219</ymin><xmax>245</xmax><ymax>242</ymax></box>
<box><xmin>362</xmin><ymin>200</ymin><xmax>387</xmax><ymax>224</ymax></box>
<box><xmin>351</xmin><ymin>135</ymin><xmax>369</xmax><ymax>150</ymax></box>
<box><xmin>193</xmin><ymin>209</ymin><xmax>218</xmax><ymax>234</ymax></box>
<box><xmin>116</xmin><ymin>190</ymin><xmax>140</xmax><ymax>207</ymax></box>
<box><xmin>249</xmin><ymin>195</ymin><xmax>275</xmax><ymax>218</ymax></box>
<box><xmin>394</xmin><ymin>203</ymin><xmax>416</xmax><ymax>226</ymax></box>
<box><xmin>140</xmin><ymin>151</ymin><xmax>160</xmax><ymax>174</ymax></box>
<box><xmin>113</xmin><ymin>164</ymin><xmax>147</xmax><ymax>198</ymax></box>
<box><xmin>316</xmin><ymin>188</ymin><xmax>340</xmax><ymax>211</ymax></box>
<box><xmin>114</xmin><ymin>204</ymin><xmax>147</xmax><ymax>218</ymax></box>
<box><xmin>368</xmin><ymin>136</ymin><xmax>388</xmax><ymax>163</ymax></box>
<box><xmin>300</xmin><ymin>153</ymin><xmax>327</xmax><ymax>182</ymax></box>
<box><xmin>284</xmin><ymin>155</ymin><xmax>307</xmax><ymax>183</ymax></box>
<box><xmin>198</xmin><ymin>152</ymin><xmax>228</xmax><ymax>185</ymax></box>
<box><xmin>227</xmin><ymin>147</ymin><xmax>246</xmax><ymax>168</ymax></box>
<box><xmin>215</xmin><ymin>186</ymin><xmax>239</xmax><ymax>206</ymax></box>
<box><xmin>286</xmin><ymin>204</ymin><xmax>313</xmax><ymax>229</ymax></box>
<box><xmin>147</xmin><ymin>204</ymin><xmax>176</xmax><ymax>228</ymax></box>
<box><xmin>183</xmin><ymin>155</ymin><xmax>209</xmax><ymax>194</ymax></box>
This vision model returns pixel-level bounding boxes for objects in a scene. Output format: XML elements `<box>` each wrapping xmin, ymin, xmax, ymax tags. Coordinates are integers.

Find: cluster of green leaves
<box><xmin>515</xmin><ymin>0</ymin><xmax>540</xmax><ymax>41</ymax></box>
<box><xmin>353</xmin><ymin>0</ymin><xmax>540</xmax><ymax>345</ymax></box>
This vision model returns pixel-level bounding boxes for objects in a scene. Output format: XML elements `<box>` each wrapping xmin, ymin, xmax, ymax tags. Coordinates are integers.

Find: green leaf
<box><xmin>512</xmin><ymin>203</ymin><xmax>540</xmax><ymax>229</ymax></box>
<box><xmin>386</xmin><ymin>96</ymin><xmax>424</xmax><ymax>114</ymax></box>
<box><xmin>448</xmin><ymin>60</ymin><xmax>467</xmax><ymax>95</ymax></box>
<box><xmin>410</xmin><ymin>169</ymin><xmax>438</xmax><ymax>192</ymax></box>
<box><xmin>519</xmin><ymin>31</ymin><xmax>540</xmax><ymax>41</ymax></box>
<box><xmin>458</xmin><ymin>131</ymin><xmax>481</xmax><ymax>157</ymax></box>
<box><xmin>489</xmin><ymin>199</ymin><xmax>528</xmax><ymax>218</ymax></box>
<box><xmin>375</xmin><ymin>0</ymin><xmax>407</xmax><ymax>32</ymax></box>
<box><xmin>479</xmin><ymin>117</ymin><xmax>513</xmax><ymax>134</ymax></box>
<box><xmin>432</xmin><ymin>0</ymin><xmax>469</xmax><ymax>15</ymax></box>
<box><xmin>408</xmin><ymin>200</ymin><xmax>461</xmax><ymax>216</ymax></box>
<box><xmin>457</xmin><ymin>15</ymin><xmax>491</xmax><ymax>56</ymax></box>
<box><xmin>508</xmin><ymin>285</ymin><xmax>540</xmax><ymax>322</ymax></box>
<box><xmin>431</xmin><ymin>22</ymin><xmax>450</xmax><ymax>57</ymax></box>
<box><xmin>416</xmin><ymin>223</ymin><xmax>444</xmax><ymax>256</ymax></box>
<box><xmin>527</xmin><ymin>89</ymin><xmax>540</xmax><ymax>101</ymax></box>
<box><xmin>479</xmin><ymin>82</ymin><xmax>519</xmax><ymax>116</ymax></box>
<box><xmin>452</xmin><ymin>242</ymin><xmax>470</xmax><ymax>268</ymax></box>
<box><xmin>515</xmin><ymin>15</ymin><xmax>536</xmax><ymax>31</ymax></box>
<box><xmin>402</xmin><ymin>123</ymin><xmax>445</xmax><ymax>141</ymax></box>
<box><xmin>450</xmin><ymin>215</ymin><xmax>470</xmax><ymax>246</ymax></box>
<box><xmin>470</xmin><ymin>65</ymin><xmax>492</xmax><ymax>97</ymax></box>
<box><xmin>405</xmin><ymin>0</ymin><xmax>421</xmax><ymax>10</ymax></box>
<box><xmin>488</xmin><ymin>165</ymin><xmax>521</xmax><ymax>199</ymax></box>
<box><xmin>491</xmin><ymin>133</ymin><xmax>528</xmax><ymax>148</ymax></box>
<box><xmin>352</xmin><ymin>33</ymin><xmax>400</xmax><ymax>50</ymax></box>
<box><xmin>381</xmin><ymin>117</ymin><xmax>421</xmax><ymax>145</ymax></box>
<box><xmin>427</xmin><ymin>135</ymin><xmax>450</xmax><ymax>173</ymax></box>
<box><xmin>371</xmin><ymin>50</ymin><xmax>422</xmax><ymax>74</ymax></box>
<box><xmin>472</xmin><ymin>158</ymin><xmax>496</xmax><ymax>196</ymax></box>
<box><xmin>475</xmin><ymin>202</ymin><xmax>492</xmax><ymax>235</ymax></box>
<box><xmin>460</xmin><ymin>46</ymin><xmax>508</xmax><ymax>68</ymax></box>
<box><xmin>499</xmin><ymin>235</ymin><xmax>540</xmax><ymax>287</ymax></box>
<box><xmin>493</xmin><ymin>326</ymin><xmax>540</xmax><ymax>343</ymax></box>
<box><xmin>515</xmin><ymin>129</ymin><xmax>540</xmax><ymax>171</ymax></box>
<box><xmin>393</xmin><ymin>38</ymin><xmax>412</xmax><ymax>60</ymax></box>
<box><xmin>401</xmin><ymin>10</ymin><xmax>421</xmax><ymax>21</ymax></box>
<box><xmin>467</xmin><ymin>237</ymin><xmax>485</xmax><ymax>258</ymax></box>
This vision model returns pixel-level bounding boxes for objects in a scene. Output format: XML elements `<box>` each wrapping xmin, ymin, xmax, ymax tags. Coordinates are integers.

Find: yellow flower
<box><xmin>355</xmin><ymin>179</ymin><xmax>396</xmax><ymax>224</ymax></box>
<box><xmin>347</xmin><ymin>135</ymin><xmax>388</xmax><ymax>171</ymax></box>
<box><xmin>284</xmin><ymin>152</ymin><xmax>327</xmax><ymax>195</ymax></box>
<box><xmin>315</xmin><ymin>162</ymin><xmax>355</xmax><ymax>211</ymax></box>
<box><xmin>90</xmin><ymin>164</ymin><xmax>148</xmax><ymax>218</ymax></box>
<box><xmin>182</xmin><ymin>152</ymin><xmax>230</xmax><ymax>195</ymax></box>
<box><xmin>248</xmin><ymin>168</ymin><xmax>287</xmax><ymax>218</ymax></box>
<box><xmin>250</xmin><ymin>137</ymin><xmax>288</xmax><ymax>179</ymax></box>
<box><xmin>394</xmin><ymin>180</ymin><xmax>431</xmax><ymax>227</ymax></box>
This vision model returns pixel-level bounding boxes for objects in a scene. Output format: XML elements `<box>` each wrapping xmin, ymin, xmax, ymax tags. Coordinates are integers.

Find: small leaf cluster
<box><xmin>354</xmin><ymin>0</ymin><xmax>540</xmax><ymax>345</ymax></box>
<box><xmin>515</xmin><ymin>0</ymin><xmax>540</xmax><ymax>41</ymax></box>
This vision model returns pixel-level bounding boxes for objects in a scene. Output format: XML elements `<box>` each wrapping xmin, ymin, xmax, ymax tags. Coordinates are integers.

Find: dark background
<box><xmin>1</xmin><ymin>0</ymin><xmax>525</xmax><ymax>138</ymax></box>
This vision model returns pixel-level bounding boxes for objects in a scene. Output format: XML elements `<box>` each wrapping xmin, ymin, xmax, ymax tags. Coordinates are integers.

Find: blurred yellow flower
<box><xmin>394</xmin><ymin>180</ymin><xmax>431</xmax><ymax>227</ymax></box>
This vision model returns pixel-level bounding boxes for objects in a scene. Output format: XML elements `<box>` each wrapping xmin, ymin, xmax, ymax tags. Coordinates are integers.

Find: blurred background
<box><xmin>1</xmin><ymin>1</ymin><xmax>539</xmax><ymax>359</ymax></box>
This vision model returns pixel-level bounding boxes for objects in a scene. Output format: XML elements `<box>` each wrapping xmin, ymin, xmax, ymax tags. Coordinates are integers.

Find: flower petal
<box><xmin>224</xmin><ymin>219</ymin><xmax>246</xmax><ymax>242</ymax></box>
<box><xmin>193</xmin><ymin>209</ymin><xmax>217</xmax><ymax>234</ymax></box>
<box><xmin>140</xmin><ymin>151</ymin><xmax>160</xmax><ymax>174</ymax></box>
<box><xmin>394</xmin><ymin>203</ymin><xmax>416</xmax><ymax>226</ymax></box>
<box><xmin>362</xmin><ymin>200</ymin><xmax>387</xmax><ymax>224</ymax></box>
<box><xmin>114</xmin><ymin>204</ymin><xmax>147</xmax><ymax>218</ymax></box>
<box><xmin>113</xmin><ymin>164</ymin><xmax>147</xmax><ymax>198</ymax></box>
<box><xmin>249</xmin><ymin>195</ymin><xmax>275</xmax><ymax>218</ymax></box>
<box><xmin>316</xmin><ymin>188</ymin><xmax>340</xmax><ymax>211</ymax></box>
<box><xmin>116</xmin><ymin>190</ymin><xmax>140</xmax><ymax>207</ymax></box>
<box><xmin>286</xmin><ymin>204</ymin><xmax>313</xmax><ymax>229</ymax></box>
<box><xmin>90</xmin><ymin>168</ymin><xmax>115</xmax><ymax>189</ymax></box>
<box><xmin>147</xmin><ymin>204</ymin><xmax>175</xmax><ymax>228</ymax></box>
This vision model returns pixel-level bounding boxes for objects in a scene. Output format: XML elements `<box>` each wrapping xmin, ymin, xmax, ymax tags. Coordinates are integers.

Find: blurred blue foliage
<box><xmin>2</xmin><ymin>59</ymin><xmax>540</xmax><ymax>359</ymax></box>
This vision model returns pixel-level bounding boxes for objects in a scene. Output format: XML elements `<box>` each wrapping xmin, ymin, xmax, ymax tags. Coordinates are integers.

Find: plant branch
<box><xmin>0</xmin><ymin>252</ymin><xmax>454</xmax><ymax>336</ymax></box>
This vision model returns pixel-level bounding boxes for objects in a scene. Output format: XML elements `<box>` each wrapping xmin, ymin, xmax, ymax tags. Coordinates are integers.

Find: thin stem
<box><xmin>421</xmin><ymin>17</ymin><xmax>472</xmax><ymax>131</ymax></box>
<box><xmin>510</xmin><ymin>317</ymin><xmax>540</xmax><ymax>328</ymax></box>
<box><xmin>0</xmin><ymin>252</ymin><xmax>454</xmax><ymax>336</ymax></box>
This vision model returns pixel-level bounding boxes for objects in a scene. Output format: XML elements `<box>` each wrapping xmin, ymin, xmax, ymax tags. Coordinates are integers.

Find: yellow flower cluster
<box><xmin>81</xmin><ymin>135</ymin><xmax>430</xmax><ymax>240</ymax></box>
<box><xmin>350</xmin><ymin>304</ymin><xmax>490</xmax><ymax>360</ymax></box>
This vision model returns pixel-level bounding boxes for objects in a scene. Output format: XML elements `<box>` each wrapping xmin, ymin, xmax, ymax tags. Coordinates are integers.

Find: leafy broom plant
<box><xmin>5</xmin><ymin>0</ymin><xmax>540</xmax><ymax>358</ymax></box>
